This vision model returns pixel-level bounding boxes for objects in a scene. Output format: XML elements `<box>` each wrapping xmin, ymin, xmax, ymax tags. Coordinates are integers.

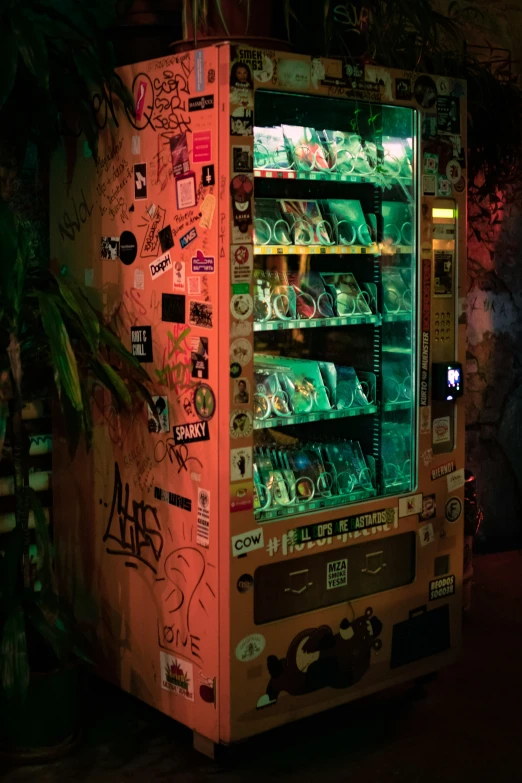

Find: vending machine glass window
<box><xmin>252</xmin><ymin>92</ymin><xmax>417</xmax><ymax>522</ymax></box>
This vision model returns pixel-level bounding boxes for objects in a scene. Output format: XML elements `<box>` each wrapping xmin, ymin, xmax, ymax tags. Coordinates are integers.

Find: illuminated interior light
<box><xmin>432</xmin><ymin>208</ymin><xmax>455</xmax><ymax>218</ymax></box>
<box><xmin>447</xmin><ymin>395</ymin><xmax>453</xmax><ymax>401</ymax></box>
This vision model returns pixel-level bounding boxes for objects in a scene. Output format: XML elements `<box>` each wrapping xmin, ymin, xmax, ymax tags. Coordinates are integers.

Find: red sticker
<box><xmin>193</xmin><ymin>131</ymin><xmax>212</xmax><ymax>162</ymax></box>
<box><xmin>135</xmin><ymin>81</ymin><xmax>148</xmax><ymax>122</ymax></box>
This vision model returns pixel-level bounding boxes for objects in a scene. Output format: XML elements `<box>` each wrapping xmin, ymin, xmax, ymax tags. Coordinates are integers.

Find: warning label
<box><xmin>326</xmin><ymin>559</ymin><xmax>348</xmax><ymax>590</ymax></box>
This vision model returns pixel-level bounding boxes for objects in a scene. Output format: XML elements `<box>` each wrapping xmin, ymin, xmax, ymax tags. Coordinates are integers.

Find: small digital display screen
<box><xmin>447</xmin><ymin>368</ymin><xmax>461</xmax><ymax>390</ymax></box>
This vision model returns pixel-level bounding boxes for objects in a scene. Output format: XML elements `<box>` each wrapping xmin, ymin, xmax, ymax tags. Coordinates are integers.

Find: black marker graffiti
<box><xmin>58</xmin><ymin>189</ymin><xmax>93</xmax><ymax>242</ymax></box>
<box><xmin>153</xmin><ymin>438</ymin><xmax>203</xmax><ymax>474</ymax></box>
<box><xmin>102</xmin><ymin>462</ymin><xmax>163</xmax><ymax>573</ymax></box>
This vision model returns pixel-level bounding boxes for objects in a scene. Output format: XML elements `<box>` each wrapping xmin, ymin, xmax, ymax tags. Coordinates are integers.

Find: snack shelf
<box><xmin>382</xmin><ymin>346</ymin><xmax>412</xmax><ymax>354</ymax></box>
<box><xmin>254</xmin><ymin>168</ymin><xmax>413</xmax><ymax>187</ymax></box>
<box><xmin>254</xmin><ymin>244</ymin><xmax>378</xmax><ymax>256</ymax></box>
<box><xmin>382</xmin><ymin>312</ymin><xmax>412</xmax><ymax>323</ymax></box>
<box><xmin>379</xmin><ymin>245</ymin><xmax>413</xmax><ymax>255</ymax></box>
<box><xmin>254</xmin><ymin>486</ymin><xmax>377</xmax><ymax>523</ymax></box>
<box><xmin>383</xmin><ymin>480</ymin><xmax>411</xmax><ymax>495</ymax></box>
<box><xmin>382</xmin><ymin>401</ymin><xmax>412</xmax><ymax>412</ymax></box>
<box><xmin>254</xmin><ymin>404</ymin><xmax>378</xmax><ymax>431</ymax></box>
<box><xmin>253</xmin><ymin>314</ymin><xmax>380</xmax><ymax>332</ymax></box>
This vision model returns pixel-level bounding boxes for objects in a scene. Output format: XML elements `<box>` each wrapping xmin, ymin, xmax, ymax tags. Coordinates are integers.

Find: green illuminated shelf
<box><xmin>254</xmin><ymin>404</ymin><xmax>378</xmax><ymax>431</ymax></box>
<box><xmin>253</xmin><ymin>313</ymin><xmax>380</xmax><ymax>332</ymax></box>
<box><xmin>382</xmin><ymin>400</ymin><xmax>412</xmax><ymax>412</ymax></box>
<box><xmin>254</xmin><ymin>169</ymin><xmax>413</xmax><ymax>187</ymax></box>
<box><xmin>254</xmin><ymin>486</ymin><xmax>377</xmax><ymax>523</ymax></box>
<box><xmin>253</xmin><ymin>244</ymin><xmax>378</xmax><ymax>256</ymax></box>
<box><xmin>382</xmin><ymin>346</ymin><xmax>412</xmax><ymax>354</ymax></box>
<box><xmin>382</xmin><ymin>312</ymin><xmax>412</xmax><ymax>323</ymax></box>
<box><xmin>383</xmin><ymin>480</ymin><xmax>412</xmax><ymax>495</ymax></box>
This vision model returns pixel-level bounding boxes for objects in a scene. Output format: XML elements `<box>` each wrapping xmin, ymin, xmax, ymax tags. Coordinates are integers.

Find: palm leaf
<box><xmin>54</xmin><ymin>272</ymin><xmax>100</xmax><ymax>354</ymax></box>
<box><xmin>92</xmin><ymin>358</ymin><xmax>132</xmax><ymax>409</ymax></box>
<box><xmin>0</xmin><ymin>606</ymin><xmax>29</xmax><ymax>703</ymax></box>
<box><xmin>38</xmin><ymin>293</ymin><xmax>83</xmax><ymax>412</ymax></box>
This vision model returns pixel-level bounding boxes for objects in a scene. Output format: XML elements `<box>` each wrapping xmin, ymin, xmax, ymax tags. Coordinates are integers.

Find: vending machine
<box><xmin>51</xmin><ymin>44</ymin><xmax>466</xmax><ymax>755</ymax></box>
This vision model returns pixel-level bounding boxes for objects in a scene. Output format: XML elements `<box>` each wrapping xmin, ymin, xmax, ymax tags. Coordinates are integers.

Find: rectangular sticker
<box><xmin>134</xmin><ymin>163</ymin><xmax>147</xmax><ymax>200</ymax></box>
<box><xmin>423</xmin><ymin>175</ymin><xmax>436</xmax><ymax>196</ymax></box>
<box><xmin>180</xmin><ymin>226</ymin><xmax>197</xmax><ymax>249</ymax></box>
<box><xmin>188</xmin><ymin>94</ymin><xmax>214</xmax><ymax>112</ymax></box>
<box><xmin>176</xmin><ymin>171</ymin><xmax>197</xmax><ymax>209</ymax></box>
<box><xmin>231</xmin><ymin>244</ymin><xmax>253</xmax><ymax>283</ymax></box>
<box><xmin>160</xmin><ymin>651</ymin><xmax>194</xmax><ymax>701</ymax></box>
<box><xmin>420</xmin><ymin>493</ymin><xmax>436</xmax><ymax>522</ymax></box>
<box><xmin>197</xmin><ymin>488</ymin><xmax>210</xmax><ymax>548</ymax></box>
<box><xmin>420</xmin><ymin>405</ymin><xmax>431</xmax><ymax>436</ymax></box>
<box><xmin>169</xmin><ymin>133</ymin><xmax>190</xmax><ymax>177</ymax></box>
<box><xmin>192</xmin><ymin>131</ymin><xmax>212</xmax><ymax>162</ymax></box>
<box><xmin>154</xmin><ymin>486</ymin><xmax>192</xmax><ymax>512</ymax></box>
<box><xmin>230</xmin><ymin>481</ymin><xmax>253</xmax><ymax>513</ymax></box>
<box><xmin>173</xmin><ymin>421</ymin><xmax>209</xmax><ymax>446</ymax></box>
<box><xmin>195</xmin><ymin>49</ymin><xmax>205</xmax><ymax>92</ymax></box>
<box><xmin>447</xmin><ymin>467</ymin><xmax>465</xmax><ymax>492</ymax></box>
<box><xmin>437</xmin><ymin>96</ymin><xmax>461</xmax><ymax>135</ymax></box>
<box><xmin>432</xmin><ymin>461</ymin><xmax>456</xmax><ymax>481</ymax></box>
<box><xmin>231</xmin><ymin>528</ymin><xmax>264</xmax><ymax>557</ymax></box>
<box><xmin>130</xmin><ymin>326</ymin><xmax>153</xmax><ymax>363</ymax></box>
<box><xmin>131</xmin><ymin>135</ymin><xmax>141</xmax><ymax>155</ymax></box>
<box><xmin>140</xmin><ymin>205</ymin><xmax>166</xmax><ymax>258</ymax></box>
<box><xmin>189</xmin><ymin>300</ymin><xmax>213</xmax><ymax>329</ymax></box>
<box><xmin>147</xmin><ymin>395</ymin><xmax>169</xmax><ymax>433</ymax></box>
<box><xmin>429</xmin><ymin>574</ymin><xmax>456</xmax><ymax>601</ymax></box>
<box><xmin>173</xmin><ymin>260</ymin><xmax>185</xmax><ymax>293</ymax></box>
<box><xmin>149</xmin><ymin>250</ymin><xmax>173</xmax><ymax>280</ymax></box>
<box><xmin>420</xmin><ymin>255</ymin><xmax>431</xmax><ymax>407</ymax></box>
<box><xmin>419</xmin><ymin>523</ymin><xmax>435</xmax><ymax>547</ymax></box>
<box><xmin>231</xmin><ymin>447</ymin><xmax>252</xmax><ymax>481</ymax></box>
<box><xmin>191</xmin><ymin>337</ymin><xmax>208</xmax><ymax>379</ymax></box>
<box><xmin>162</xmin><ymin>293</ymin><xmax>185</xmax><ymax>324</ymax></box>
<box><xmin>135</xmin><ymin>81</ymin><xmax>148</xmax><ymax>121</ymax></box>
<box><xmin>158</xmin><ymin>225</ymin><xmax>174</xmax><ymax>253</ymax></box>
<box><xmin>101</xmin><ymin>236</ymin><xmax>119</xmax><ymax>260</ymax></box>
<box><xmin>434</xmin><ymin>249</ymin><xmax>454</xmax><ymax>297</ymax></box>
<box><xmin>134</xmin><ymin>268</ymin><xmax>144</xmax><ymax>290</ymax></box>
<box><xmin>233</xmin><ymin>145</ymin><xmax>253</xmax><ymax>172</ymax></box>
<box><xmin>398</xmin><ymin>493</ymin><xmax>423</xmax><ymax>518</ymax></box>
<box><xmin>192</xmin><ymin>253</ymin><xmax>214</xmax><ymax>273</ymax></box>
<box><xmin>187</xmin><ymin>276</ymin><xmax>201</xmax><ymax>295</ymax></box>
<box><xmin>326</xmin><ymin>558</ymin><xmax>348</xmax><ymax>590</ymax></box>
<box><xmin>433</xmin><ymin>416</ymin><xmax>451</xmax><ymax>444</ymax></box>
<box><xmin>202</xmin><ymin>164</ymin><xmax>215</xmax><ymax>186</ymax></box>
<box><xmin>199</xmin><ymin>193</ymin><xmax>216</xmax><ymax>230</ymax></box>
<box><xmin>290</xmin><ymin>508</ymin><xmax>398</xmax><ymax>545</ymax></box>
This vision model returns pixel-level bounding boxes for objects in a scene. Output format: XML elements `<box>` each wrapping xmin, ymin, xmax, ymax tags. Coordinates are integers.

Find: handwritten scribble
<box><xmin>153</xmin><ymin>439</ymin><xmax>203</xmax><ymax>473</ymax></box>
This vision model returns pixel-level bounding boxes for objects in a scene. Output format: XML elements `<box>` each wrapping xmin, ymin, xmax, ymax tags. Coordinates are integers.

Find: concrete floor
<box><xmin>3</xmin><ymin>551</ymin><xmax>522</xmax><ymax>782</ymax></box>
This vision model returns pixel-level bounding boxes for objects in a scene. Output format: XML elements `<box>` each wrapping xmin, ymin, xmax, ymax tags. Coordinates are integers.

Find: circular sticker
<box><xmin>230</xmin><ymin>362</ymin><xmax>242</xmax><ymax>378</ymax></box>
<box><xmin>230</xmin><ymin>409</ymin><xmax>253</xmax><ymax>438</ymax></box>
<box><xmin>414</xmin><ymin>75</ymin><xmax>438</xmax><ymax>109</ymax></box>
<box><xmin>230</xmin><ymin>174</ymin><xmax>253</xmax><ymax>202</ymax></box>
<box><xmin>237</xmin><ymin>574</ymin><xmax>254</xmax><ymax>593</ymax></box>
<box><xmin>234</xmin><ymin>245</ymin><xmax>250</xmax><ymax>265</ymax></box>
<box><xmin>231</xmin><ymin>320</ymin><xmax>252</xmax><ymax>338</ymax></box>
<box><xmin>446</xmin><ymin>159</ymin><xmax>462</xmax><ymax>184</ymax></box>
<box><xmin>119</xmin><ymin>231</ymin><xmax>138</xmax><ymax>265</ymax></box>
<box><xmin>445</xmin><ymin>496</ymin><xmax>462</xmax><ymax>523</ymax></box>
<box><xmin>235</xmin><ymin>633</ymin><xmax>266</xmax><ymax>662</ymax></box>
<box><xmin>454</xmin><ymin>175</ymin><xmax>466</xmax><ymax>193</ymax></box>
<box><xmin>193</xmin><ymin>384</ymin><xmax>216</xmax><ymax>421</ymax></box>
<box><xmin>231</xmin><ymin>294</ymin><xmax>253</xmax><ymax>321</ymax></box>
<box><xmin>253</xmin><ymin>55</ymin><xmax>274</xmax><ymax>84</ymax></box>
<box><xmin>230</xmin><ymin>338</ymin><xmax>252</xmax><ymax>366</ymax></box>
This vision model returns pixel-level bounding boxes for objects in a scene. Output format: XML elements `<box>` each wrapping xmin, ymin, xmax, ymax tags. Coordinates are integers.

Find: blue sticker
<box><xmin>180</xmin><ymin>226</ymin><xmax>198</xmax><ymax>249</ymax></box>
<box><xmin>195</xmin><ymin>50</ymin><xmax>205</xmax><ymax>93</ymax></box>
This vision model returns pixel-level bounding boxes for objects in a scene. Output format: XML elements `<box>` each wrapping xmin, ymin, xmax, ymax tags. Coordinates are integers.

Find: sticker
<box><xmin>161</xmin><ymin>293</ymin><xmax>185</xmax><ymax>323</ymax></box>
<box><xmin>189</xmin><ymin>300</ymin><xmax>213</xmax><ymax>329</ymax></box>
<box><xmin>173</xmin><ymin>260</ymin><xmax>185</xmax><ymax>293</ymax></box>
<box><xmin>180</xmin><ymin>227</ymin><xmax>197</xmax><ymax>249</ymax></box>
<box><xmin>230</xmin><ymin>362</ymin><xmax>242</xmax><ymax>378</ymax></box>
<box><xmin>101</xmin><ymin>236</ymin><xmax>119</xmax><ymax>260</ymax></box>
<box><xmin>119</xmin><ymin>231</ymin><xmax>137</xmax><ymax>265</ymax></box>
<box><xmin>176</xmin><ymin>171</ymin><xmax>197</xmax><ymax>209</ymax></box>
<box><xmin>419</xmin><ymin>523</ymin><xmax>436</xmax><ymax>547</ymax></box>
<box><xmin>231</xmin><ymin>529</ymin><xmax>264</xmax><ymax>558</ymax></box>
<box><xmin>134</xmin><ymin>268</ymin><xmax>144</xmax><ymax>290</ymax></box>
<box><xmin>193</xmin><ymin>131</ymin><xmax>212</xmax><ymax>162</ymax></box>
<box><xmin>193</xmin><ymin>384</ymin><xmax>215</xmax><ymax>421</ymax></box>
<box><xmin>147</xmin><ymin>395</ymin><xmax>169</xmax><ymax>433</ymax></box>
<box><xmin>423</xmin><ymin>175</ymin><xmax>436</xmax><ymax>196</ymax></box>
<box><xmin>84</xmin><ymin>268</ymin><xmax>93</xmax><ymax>287</ymax></box>
<box><xmin>420</xmin><ymin>406</ymin><xmax>431</xmax><ymax>435</ymax></box>
<box><xmin>199</xmin><ymin>193</ymin><xmax>216</xmax><ymax>230</ymax></box>
<box><xmin>160</xmin><ymin>652</ymin><xmax>194</xmax><ymax>700</ymax></box>
<box><xmin>231</xmin><ymin>446</ymin><xmax>252</xmax><ymax>481</ymax></box>
<box><xmin>230</xmin><ymin>410</ymin><xmax>253</xmax><ymax>439</ymax></box>
<box><xmin>421</xmin><ymin>448</ymin><xmax>434</xmax><ymax>467</ymax></box>
<box><xmin>414</xmin><ymin>75</ymin><xmax>437</xmax><ymax>109</ymax></box>
<box><xmin>431</xmin><ymin>461</ymin><xmax>456</xmax><ymax>481</ymax></box>
<box><xmin>170</xmin><ymin>133</ymin><xmax>190</xmax><ymax>177</ymax></box>
<box><xmin>237</xmin><ymin>574</ymin><xmax>254</xmax><ymax>593</ymax></box>
<box><xmin>173</xmin><ymin>421</ymin><xmax>209</xmax><ymax>446</ymax></box>
<box><xmin>231</xmin><ymin>321</ymin><xmax>252</xmax><ymax>337</ymax></box>
<box><xmin>140</xmin><ymin>205</ymin><xmax>166</xmax><ymax>258</ymax></box>
<box><xmin>434</xmin><ymin>249</ymin><xmax>453</xmax><ymax>297</ymax></box>
<box><xmin>149</xmin><ymin>249</ymin><xmax>173</xmax><ymax>280</ymax></box>
<box><xmin>278</xmin><ymin>58</ymin><xmax>310</xmax><ymax>89</ymax></box>
<box><xmin>187</xmin><ymin>276</ymin><xmax>201</xmax><ymax>295</ymax></box>
<box><xmin>231</xmin><ymin>244</ymin><xmax>252</xmax><ymax>283</ymax></box>
<box><xmin>134</xmin><ymin>163</ymin><xmax>147</xmax><ymax>200</ymax></box>
<box><xmin>230</xmin><ymin>294</ymin><xmax>253</xmax><ymax>321</ymax></box>
<box><xmin>230</xmin><ymin>107</ymin><xmax>253</xmax><ymax>136</ymax></box>
<box><xmin>395</xmin><ymin>77</ymin><xmax>411</xmax><ymax>101</ymax></box>
<box><xmin>420</xmin><ymin>256</ymin><xmax>431</xmax><ymax>407</ymax></box>
<box><xmin>326</xmin><ymin>558</ymin><xmax>348</xmax><ymax>590</ymax></box>
<box><xmin>195</xmin><ymin>49</ymin><xmax>205</xmax><ymax>92</ymax></box>
<box><xmin>429</xmin><ymin>574</ymin><xmax>455</xmax><ymax>601</ymax></box>
<box><xmin>290</xmin><ymin>508</ymin><xmax>398</xmax><ymax>545</ymax></box>
<box><xmin>158</xmin><ymin>225</ymin><xmax>174</xmax><ymax>252</ymax></box>
<box><xmin>433</xmin><ymin>224</ymin><xmax>456</xmax><ymax>240</ymax></box>
<box><xmin>230</xmin><ymin>481</ymin><xmax>253</xmax><ymax>512</ymax></box>
<box><xmin>202</xmin><ymin>164</ymin><xmax>215</xmax><ymax>187</ymax></box>
<box><xmin>454</xmin><ymin>176</ymin><xmax>466</xmax><ymax>194</ymax></box>
<box><xmin>191</xmin><ymin>472</ymin><xmax>201</xmax><ymax>483</ymax></box>
<box><xmin>445</xmin><ymin>496</ymin><xmax>462</xmax><ymax>523</ymax></box>
<box><xmin>131</xmin><ymin>136</ymin><xmax>140</xmax><ymax>155</ymax></box>
<box><xmin>437</xmin><ymin>77</ymin><xmax>450</xmax><ymax>95</ymax></box>
<box><xmin>424</xmin><ymin>152</ymin><xmax>439</xmax><ymax>173</ymax></box>
<box><xmin>232</xmin><ymin>283</ymin><xmax>250</xmax><ymax>295</ymax></box>
<box><xmin>437</xmin><ymin>96</ymin><xmax>460</xmax><ymax>134</ymax></box>
<box><xmin>437</xmin><ymin>176</ymin><xmax>452</xmax><ymax>196</ymax></box>
<box><xmin>191</xmin><ymin>337</ymin><xmax>209</xmax><ymax>379</ymax></box>
<box><xmin>398</xmin><ymin>494</ymin><xmax>423</xmax><ymax>518</ymax></box>
<box><xmin>197</xmin><ymin>488</ymin><xmax>210</xmax><ymax>548</ymax></box>
<box><xmin>447</xmin><ymin>467</ymin><xmax>465</xmax><ymax>492</ymax></box>
<box><xmin>235</xmin><ymin>633</ymin><xmax>265</xmax><ymax>661</ymax></box>
<box><xmin>231</xmin><ymin>175</ymin><xmax>253</xmax><ymax>230</ymax></box>
<box><xmin>154</xmin><ymin>486</ymin><xmax>192</xmax><ymax>512</ymax></box>
<box><xmin>446</xmin><ymin>159</ymin><xmax>462</xmax><ymax>184</ymax></box>
<box><xmin>420</xmin><ymin>494</ymin><xmax>436</xmax><ymax>522</ymax></box>
<box><xmin>188</xmin><ymin>94</ymin><xmax>214</xmax><ymax>112</ymax></box>
<box><xmin>192</xmin><ymin>250</ymin><xmax>214</xmax><ymax>273</ymax></box>
<box><xmin>130</xmin><ymin>326</ymin><xmax>153</xmax><ymax>363</ymax></box>
<box><xmin>230</xmin><ymin>338</ymin><xmax>252</xmax><ymax>366</ymax></box>
<box><xmin>433</xmin><ymin>416</ymin><xmax>451</xmax><ymax>444</ymax></box>
<box><xmin>458</xmin><ymin>296</ymin><xmax>467</xmax><ymax>325</ymax></box>
<box><xmin>135</xmin><ymin>81</ymin><xmax>148</xmax><ymax>121</ymax></box>
<box><xmin>233</xmin><ymin>146</ymin><xmax>253</xmax><ymax>172</ymax></box>
<box><xmin>233</xmin><ymin>378</ymin><xmax>250</xmax><ymax>404</ymax></box>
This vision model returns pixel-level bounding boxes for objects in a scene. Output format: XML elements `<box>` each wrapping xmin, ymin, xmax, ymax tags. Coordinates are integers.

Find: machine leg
<box><xmin>193</xmin><ymin>731</ymin><xmax>216</xmax><ymax>759</ymax></box>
